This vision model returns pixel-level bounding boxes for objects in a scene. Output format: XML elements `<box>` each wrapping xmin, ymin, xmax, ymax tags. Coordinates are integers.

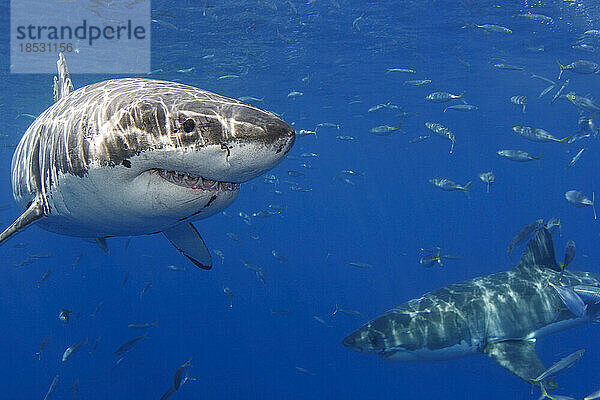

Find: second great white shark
<box><xmin>343</xmin><ymin>228</ymin><xmax>599</xmax><ymax>387</ymax></box>
<box><xmin>0</xmin><ymin>53</ymin><xmax>295</xmax><ymax>268</ymax></box>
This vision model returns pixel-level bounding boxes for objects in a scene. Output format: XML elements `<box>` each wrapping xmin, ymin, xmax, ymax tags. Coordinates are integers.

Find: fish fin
<box><xmin>557</xmin><ymin>60</ymin><xmax>564</xmax><ymax>80</ymax></box>
<box><xmin>0</xmin><ymin>196</ymin><xmax>44</xmax><ymax>246</ymax></box>
<box><xmin>483</xmin><ymin>340</ymin><xmax>558</xmax><ymax>389</ymax></box>
<box><xmin>516</xmin><ymin>228</ymin><xmax>561</xmax><ymax>272</ymax></box>
<box><xmin>95</xmin><ymin>237</ymin><xmax>109</xmax><ymax>254</ymax></box>
<box><xmin>163</xmin><ymin>223</ymin><xmax>212</xmax><ymax>270</ymax></box>
<box><xmin>53</xmin><ymin>52</ymin><xmax>73</xmax><ymax>102</ymax></box>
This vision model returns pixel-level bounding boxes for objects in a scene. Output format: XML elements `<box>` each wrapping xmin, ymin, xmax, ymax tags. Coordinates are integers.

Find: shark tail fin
<box><xmin>0</xmin><ymin>196</ymin><xmax>44</xmax><ymax>246</ymax></box>
<box><xmin>516</xmin><ymin>228</ymin><xmax>561</xmax><ymax>272</ymax></box>
<box><xmin>53</xmin><ymin>52</ymin><xmax>73</xmax><ymax>102</ymax></box>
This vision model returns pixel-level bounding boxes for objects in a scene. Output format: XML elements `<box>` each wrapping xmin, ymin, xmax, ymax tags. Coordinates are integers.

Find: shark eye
<box><xmin>182</xmin><ymin>119</ymin><xmax>196</xmax><ymax>133</ymax></box>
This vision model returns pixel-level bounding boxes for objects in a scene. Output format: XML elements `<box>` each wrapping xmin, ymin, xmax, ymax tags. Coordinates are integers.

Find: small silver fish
<box><xmin>533</xmin><ymin>348</ymin><xmax>585</xmax><ymax>383</ymax></box>
<box><xmin>404</xmin><ymin>79</ymin><xmax>431</xmax><ymax>86</ymax></box>
<box><xmin>565</xmin><ymin>190</ymin><xmax>596</xmax><ymax>219</ymax></box>
<box><xmin>287</xmin><ymin>91</ymin><xmax>304</xmax><ymax>98</ymax></box>
<box><xmin>538</xmin><ymin>84</ymin><xmax>555</xmax><ymax>99</ymax></box>
<box><xmin>512</xmin><ymin>126</ymin><xmax>567</xmax><ymax>143</ymax></box>
<box><xmin>507</xmin><ymin>219</ymin><xmax>544</xmax><ymax>258</ymax></box>
<box><xmin>531</xmin><ymin>74</ymin><xmax>556</xmax><ymax>85</ymax></box>
<box><xmin>478</xmin><ymin>171</ymin><xmax>495</xmax><ymax>193</ymax></box>
<box><xmin>429</xmin><ymin>178</ymin><xmax>471</xmax><ymax>194</ymax></box>
<box><xmin>552</xmin><ymin>79</ymin><xmax>570</xmax><ymax>104</ymax></box>
<box><xmin>295</xmin><ymin>366</ymin><xmax>317</xmax><ymax>376</ymax></box>
<box><xmin>497</xmin><ymin>149</ymin><xmax>541</xmax><ymax>162</ymax></box>
<box><xmin>58</xmin><ymin>309</ymin><xmax>72</xmax><ymax>323</ymax></box>
<box><xmin>558</xmin><ymin>60</ymin><xmax>599</xmax><ymax>79</ymax></box>
<box><xmin>444</xmin><ymin>104</ymin><xmax>478</xmax><ymax>112</ymax></box>
<box><xmin>566</xmin><ymin>148</ymin><xmax>585</xmax><ymax>169</ymax></box>
<box><xmin>313</xmin><ymin>315</ymin><xmax>333</xmax><ymax>328</ymax></box>
<box><xmin>474</xmin><ymin>24</ymin><xmax>512</xmax><ymax>34</ymax></box>
<box><xmin>166</xmin><ymin>264</ymin><xmax>186</xmax><ymax>271</ymax></box>
<box><xmin>548</xmin><ymin>282</ymin><xmax>587</xmax><ymax>318</ymax></box>
<box><xmin>62</xmin><ymin>339</ymin><xmax>87</xmax><ymax>362</ymax></box>
<box><xmin>409</xmin><ymin>135</ymin><xmax>431</xmax><ymax>144</ymax></box>
<box><xmin>494</xmin><ymin>63</ymin><xmax>524</xmax><ymax>71</ymax></box>
<box><xmin>369</xmin><ymin>123</ymin><xmax>403</xmax><ymax>135</ymax></box>
<box><xmin>332</xmin><ymin>304</ymin><xmax>362</xmax><ymax>317</ymax></box>
<box><xmin>573</xmin><ymin>285</ymin><xmax>600</xmax><ymax>304</ymax></box>
<box><xmin>128</xmin><ymin>321</ymin><xmax>159</xmax><ymax>329</ymax></box>
<box><xmin>425</xmin><ymin>122</ymin><xmax>455</xmax><ymax>153</ymax></box>
<box><xmin>387</xmin><ymin>68</ymin><xmax>415</xmax><ymax>73</ymax></box>
<box><xmin>43</xmin><ymin>375</ymin><xmax>60</xmax><ymax>400</ymax></box>
<box><xmin>36</xmin><ymin>335</ymin><xmax>51</xmax><ymax>360</ymax></box>
<box><xmin>223</xmin><ymin>286</ymin><xmax>233</xmax><ymax>308</ymax></box>
<box><xmin>346</xmin><ymin>261</ymin><xmax>373</xmax><ymax>269</ymax></box>
<box><xmin>510</xmin><ymin>96</ymin><xmax>527</xmax><ymax>113</ymax></box>
<box><xmin>517</xmin><ymin>12</ymin><xmax>553</xmax><ymax>23</ymax></box>
<box><xmin>272</xmin><ymin>250</ymin><xmax>288</xmax><ymax>263</ymax></box>
<box><xmin>113</xmin><ymin>333</ymin><xmax>147</xmax><ymax>356</ymax></box>
<box><xmin>572</xmin><ymin>44</ymin><xmax>595</xmax><ymax>52</ymax></box>
<box><xmin>425</xmin><ymin>91</ymin><xmax>465</xmax><ymax>103</ymax></box>
<box><xmin>217</xmin><ymin>74</ymin><xmax>240</xmax><ymax>80</ymax></box>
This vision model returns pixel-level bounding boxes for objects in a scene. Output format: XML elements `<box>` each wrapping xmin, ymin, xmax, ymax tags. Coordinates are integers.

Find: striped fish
<box><xmin>510</xmin><ymin>95</ymin><xmax>527</xmax><ymax>113</ymax></box>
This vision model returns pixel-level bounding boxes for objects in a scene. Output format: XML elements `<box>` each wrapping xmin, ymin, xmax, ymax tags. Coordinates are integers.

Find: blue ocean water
<box><xmin>1</xmin><ymin>0</ymin><xmax>599</xmax><ymax>399</ymax></box>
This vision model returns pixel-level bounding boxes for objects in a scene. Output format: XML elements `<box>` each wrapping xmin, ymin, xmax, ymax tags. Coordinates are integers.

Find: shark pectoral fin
<box><xmin>483</xmin><ymin>340</ymin><xmax>557</xmax><ymax>390</ymax></box>
<box><xmin>163</xmin><ymin>223</ymin><xmax>212</xmax><ymax>270</ymax></box>
<box><xmin>0</xmin><ymin>196</ymin><xmax>44</xmax><ymax>246</ymax></box>
<box><xmin>95</xmin><ymin>238</ymin><xmax>109</xmax><ymax>254</ymax></box>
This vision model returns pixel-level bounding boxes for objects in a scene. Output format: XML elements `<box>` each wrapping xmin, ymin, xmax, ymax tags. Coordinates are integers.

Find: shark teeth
<box><xmin>154</xmin><ymin>169</ymin><xmax>239</xmax><ymax>191</ymax></box>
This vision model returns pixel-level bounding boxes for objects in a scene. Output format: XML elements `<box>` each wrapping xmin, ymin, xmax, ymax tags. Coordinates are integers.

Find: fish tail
<box><xmin>534</xmin><ymin>153</ymin><xmax>543</xmax><ymax>161</ymax></box>
<box><xmin>462</xmin><ymin>181</ymin><xmax>473</xmax><ymax>190</ymax></box>
<box><xmin>395</xmin><ymin>121</ymin><xmax>403</xmax><ymax>131</ymax></box>
<box><xmin>539</xmin><ymin>382</ymin><xmax>549</xmax><ymax>399</ymax></box>
<box><xmin>332</xmin><ymin>303</ymin><xmax>340</xmax><ymax>316</ymax></box>
<box><xmin>449</xmin><ymin>139</ymin><xmax>455</xmax><ymax>154</ymax></box>
<box><xmin>443</xmin><ymin>107</ymin><xmax>448</xmax><ymax>113</ymax></box>
<box><xmin>522</xmin><ymin>104</ymin><xmax>526</xmax><ymax>113</ymax></box>
<box><xmin>593</xmin><ymin>192</ymin><xmax>597</xmax><ymax>220</ymax></box>
<box><xmin>557</xmin><ymin>60</ymin><xmax>565</xmax><ymax>80</ymax></box>
<box><xmin>183</xmin><ymin>355</ymin><xmax>192</xmax><ymax>367</ymax></box>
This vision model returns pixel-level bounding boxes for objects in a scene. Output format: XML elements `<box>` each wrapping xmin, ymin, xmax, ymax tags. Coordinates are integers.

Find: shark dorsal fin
<box><xmin>517</xmin><ymin>227</ymin><xmax>561</xmax><ymax>272</ymax></box>
<box><xmin>53</xmin><ymin>52</ymin><xmax>73</xmax><ymax>103</ymax></box>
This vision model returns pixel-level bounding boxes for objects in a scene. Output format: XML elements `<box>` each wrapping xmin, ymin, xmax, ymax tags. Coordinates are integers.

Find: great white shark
<box><xmin>0</xmin><ymin>53</ymin><xmax>295</xmax><ymax>268</ymax></box>
<box><xmin>343</xmin><ymin>228</ymin><xmax>599</xmax><ymax>388</ymax></box>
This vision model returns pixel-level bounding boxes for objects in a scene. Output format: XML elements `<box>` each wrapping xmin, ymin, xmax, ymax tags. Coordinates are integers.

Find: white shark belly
<box><xmin>382</xmin><ymin>340</ymin><xmax>480</xmax><ymax>361</ymax></box>
<box><xmin>35</xmin><ymin>163</ymin><xmax>239</xmax><ymax>237</ymax></box>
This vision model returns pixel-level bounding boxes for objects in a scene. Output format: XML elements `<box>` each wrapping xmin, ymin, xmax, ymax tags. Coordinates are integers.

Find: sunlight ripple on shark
<box><xmin>0</xmin><ymin>53</ymin><xmax>295</xmax><ymax>269</ymax></box>
<box><xmin>343</xmin><ymin>228</ymin><xmax>599</xmax><ymax>388</ymax></box>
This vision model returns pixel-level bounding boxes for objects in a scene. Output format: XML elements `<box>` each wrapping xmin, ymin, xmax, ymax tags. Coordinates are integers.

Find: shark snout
<box><xmin>218</xmin><ymin>112</ymin><xmax>295</xmax><ymax>183</ymax></box>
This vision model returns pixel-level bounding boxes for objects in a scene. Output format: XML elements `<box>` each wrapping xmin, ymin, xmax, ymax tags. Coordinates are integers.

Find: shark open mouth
<box><xmin>153</xmin><ymin>169</ymin><xmax>240</xmax><ymax>191</ymax></box>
